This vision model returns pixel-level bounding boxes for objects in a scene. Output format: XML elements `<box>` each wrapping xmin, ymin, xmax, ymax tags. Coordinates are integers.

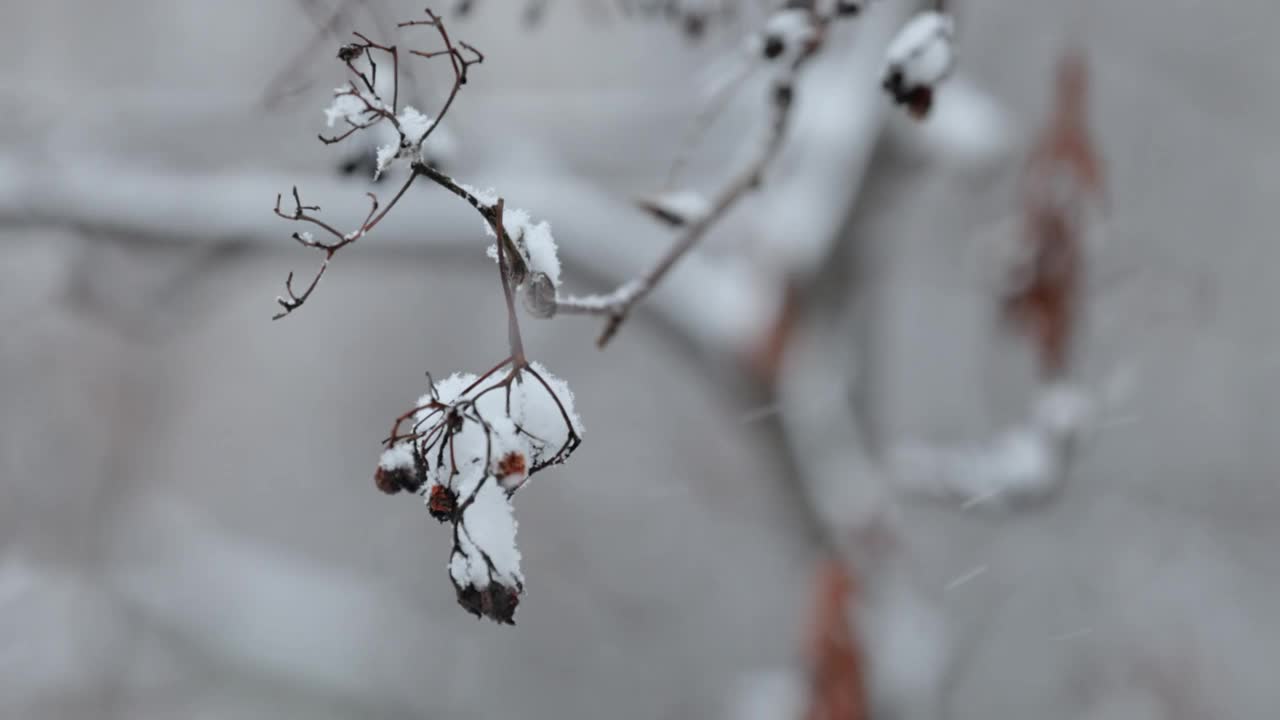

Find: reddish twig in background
<box><xmin>553</xmin><ymin>6</ymin><xmax>846</xmax><ymax>347</ymax></box>
<box><xmin>1002</xmin><ymin>51</ymin><xmax>1105</xmax><ymax>379</ymax></box>
<box><xmin>803</xmin><ymin>560</ymin><xmax>868</xmax><ymax>720</ymax></box>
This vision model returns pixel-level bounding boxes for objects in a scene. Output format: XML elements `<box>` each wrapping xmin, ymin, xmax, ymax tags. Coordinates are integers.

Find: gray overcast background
<box><xmin>2</xmin><ymin>1</ymin><xmax>1278</xmax><ymax>718</ymax></box>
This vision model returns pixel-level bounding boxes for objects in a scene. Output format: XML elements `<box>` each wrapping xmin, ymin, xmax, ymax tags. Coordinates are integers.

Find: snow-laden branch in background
<box><xmin>273</xmin><ymin>2</ymin><xmax>956</xmax><ymax>349</ymax></box>
<box><xmin>775</xmin><ymin>306</ymin><xmax>952</xmax><ymax>719</ymax></box>
<box><xmin>552</xmin><ymin>3</ymin><xmax>868</xmax><ymax>346</ymax></box>
<box><xmin>889</xmin><ymin>52</ymin><xmax>1107</xmax><ymax>510</ymax></box>
<box><xmin>767</xmin><ymin>52</ymin><xmax>1109</xmax><ymax>715</ymax></box>
<box><xmin>881</xmin><ymin>8</ymin><xmax>956</xmax><ymax>118</ymax></box>
<box><xmin>888</xmin><ymin>382</ymin><xmax>1093</xmax><ymax>508</ymax></box>
<box><xmin>453</xmin><ymin>0</ymin><xmax>757</xmax><ymax>38</ymax></box>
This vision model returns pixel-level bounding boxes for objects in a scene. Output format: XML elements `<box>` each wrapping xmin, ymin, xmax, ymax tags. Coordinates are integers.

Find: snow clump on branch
<box><xmin>755</xmin><ymin>8</ymin><xmax>818</xmax><ymax>63</ymax></box>
<box><xmin>882</xmin><ymin>11</ymin><xmax>956</xmax><ymax>119</ymax></box>
<box><xmin>375</xmin><ymin>362</ymin><xmax>582</xmax><ymax>623</ymax></box>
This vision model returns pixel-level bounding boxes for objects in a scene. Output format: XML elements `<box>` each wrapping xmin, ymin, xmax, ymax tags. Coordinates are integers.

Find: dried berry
<box><xmin>428</xmin><ymin>484</ymin><xmax>457</xmax><ymax>522</ymax></box>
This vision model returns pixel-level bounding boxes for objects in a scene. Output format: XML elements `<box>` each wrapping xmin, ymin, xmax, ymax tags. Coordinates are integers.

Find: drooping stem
<box><xmin>491</xmin><ymin>198</ymin><xmax>527</xmax><ymax>367</ymax></box>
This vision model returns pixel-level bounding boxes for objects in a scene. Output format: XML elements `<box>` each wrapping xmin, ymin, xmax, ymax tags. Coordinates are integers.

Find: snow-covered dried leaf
<box><xmin>484</xmin><ymin>206</ymin><xmax>563</xmax><ymax>289</ymax></box>
<box><xmin>450</xmin><ymin>479</ymin><xmax>523</xmax><ymax>623</ymax></box>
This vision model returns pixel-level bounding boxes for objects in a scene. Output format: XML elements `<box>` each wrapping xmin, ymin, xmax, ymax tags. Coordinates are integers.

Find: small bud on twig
<box><xmin>522</xmin><ymin>272</ymin><xmax>558</xmax><ymax>319</ymax></box>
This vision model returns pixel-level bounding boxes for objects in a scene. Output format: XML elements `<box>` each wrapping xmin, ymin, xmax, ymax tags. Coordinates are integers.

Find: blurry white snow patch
<box><xmin>882</xmin><ymin>11</ymin><xmax>956</xmax><ymax>117</ymax></box>
<box><xmin>0</xmin><ymin>552</ymin><xmax>147</xmax><ymax>703</ymax></box>
<box><xmin>450</xmin><ymin>480</ymin><xmax>524</xmax><ymax>589</ymax></box>
<box><xmin>890</xmin><ymin>384</ymin><xmax>1091</xmax><ymax>508</ymax></box>
<box><xmin>723</xmin><ymin>668</ymin><xmax>807</xmax><ymax>720</ymax></box>
<box><xmin>636</xmin><ymin>189</ymin><xmax>711</xmax><ymax>227</ymax></box>
<box><xmin>1033</xmin><ymin>382</ymin><xmax>1094</xmax><ymax>439</ymax></box>
<box><xmin>756</xmin><ymin>9</ymin><xmax>817</xmax><ymax>64</ymax></box>
<box><xmin>1078</xmin><ymin>690</ymin><xmax>1164</xmax><ymax>720</ymax></box>
<box><xmin>890</xmin><ymin>75</ymin><xmax>1013</xmax><ymax>170</ymax></box>
<box><xmin>857</xmin><ymin>574</ymin><xmax>949</xmax><ymax>720</ymax></box>
<box><xmin>884</xmin><ymin>11</ymin><xmax>955</xmax><ymax>87</ymax></box>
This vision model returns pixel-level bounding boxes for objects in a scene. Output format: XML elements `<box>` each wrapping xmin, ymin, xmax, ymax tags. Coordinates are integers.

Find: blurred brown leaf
<box><xmin>803</xmin><ymin>560</ymin><xmax>868</xmax><ymax>720</ymax></box>
<box><xmin>1003</xmin><ymin>51</ymin><xmax>1105</xmax><ymax>379</ymax></box>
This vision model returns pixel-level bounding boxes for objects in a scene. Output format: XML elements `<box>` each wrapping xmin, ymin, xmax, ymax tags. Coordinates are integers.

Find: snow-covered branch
<box><xmin>552</xmin><ymin>4</ymin><xmax>865</xmax><ymax>346</ymax></box>
<box><xmin>257</xmin><ymin>1</ymin><xmax>968</xmax><ymax>624</ymax></box>
<box><xmin>267</xmin><ymin>8</ymin><xmax>592</xmax><ymax>623</ymax></box>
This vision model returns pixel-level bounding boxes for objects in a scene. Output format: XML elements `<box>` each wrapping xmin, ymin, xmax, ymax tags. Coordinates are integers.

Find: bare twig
<box><xmin>272</xmin><ymin>175</ymin><xmax>417</xmax><ymax>318</ymax></box>
<box><xmin>262</xmin><ymin>0</ymin><xmax>368</xmax><ymax>108</ymax></box>
<box><xmin>491</xmin><ymin>199</ymin><xmax>527</xmax><ymax>365</ymax></box>
<box><xmin>554</xmin><ymin>8</ymin><xmax>840</xmax><ymax>347</ymax></box>
<box><xmin>273</xmin><ymin>8</ymin><xmax>484</xmax><ymax>318</ymax></box>
<box><xmin>401</xmin><ymin>8</ymin><xmax>486</xmax><ymax>143</ymax></box>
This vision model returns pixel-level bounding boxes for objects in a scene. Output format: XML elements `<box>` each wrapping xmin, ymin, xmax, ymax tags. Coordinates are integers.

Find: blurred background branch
<box><xmin>3</xmin><ymin>1</ymin><xmax>1279</xmax><ymax>719</ymax></box>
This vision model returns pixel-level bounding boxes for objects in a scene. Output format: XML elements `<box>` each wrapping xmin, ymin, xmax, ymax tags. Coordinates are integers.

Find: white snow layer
<box><xmin>451</xmin><ymin>479</ymin><xmax>523</xmax><ymax>588</ymax></box>
<box><xmin>396</xmin><ymin>106</ymin><xmax>434</xmax><ymax>145</ymax></box>
<box><xmin>377</xmin><ymin>443</ymin><xmax>416</xmax><ymax>472</ymax></box>
<box><xmin>760</xmin><ymin>9</ymin><xmax>817</xmax><ymax>64</ymax></box>
<box><xmin>484</xmin><ymin>206</ymin><xmax>564</xmax><ymax>288</ymax></box>
<box><xmin>884</xmin><ymin>11</ymin><xmax>955</xmax><ymax>87</ymax></box>
<box><xmin>322</xmin><ymin>87</ymin><xmax>371</xmax><ymax>128</ymax></box>
<box><xmin>639</xmin><ymin>189</ymin><xmax>711</xmax><ymax>225</ymax></box>
<box><xmin>889</xmin><ymin>384</ymin><xmax>1091</xmax><ymax>508</ymax></box>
